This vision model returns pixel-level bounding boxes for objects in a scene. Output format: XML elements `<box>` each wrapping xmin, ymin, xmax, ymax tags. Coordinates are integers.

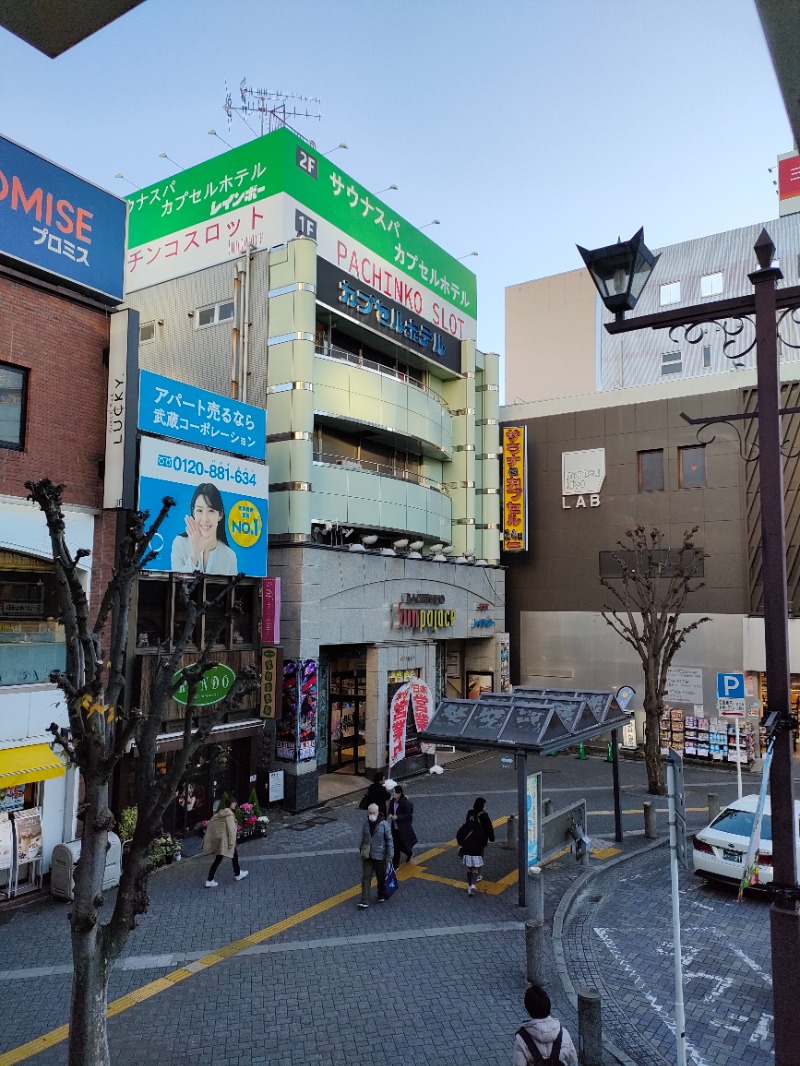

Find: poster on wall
<box><xmin>276</xmin><ymin>659</ymin><xmax>317</xmax><ymax>762</ymax></box>
<box><xmin>0</xmin><ymin>813</ymin><xmax>12</xmax><ymax>871</ymax></box>
<box><xmin>138</xmin><ymin>436</ymin><xmax>269</xmax><ymax>577</ymax></box>
<box><xmin>0</xmin><ymin>785</ymin><xmax>25</xmax><ymax>812</ymax></box>
<box><xmin>466</xmin><ymin>671</ymin><xmax>494</xmax><ymax>701</ymax></box>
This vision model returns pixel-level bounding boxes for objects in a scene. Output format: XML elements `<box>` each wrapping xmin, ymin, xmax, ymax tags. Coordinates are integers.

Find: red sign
<box><xmin>779</xmin><ymin>155</ymin><xmax>800</xmax><ymax>201</ymax></box>
<box><xmin>409</xmin><ymin>679</ymin><xmax>436</xmax><ymax>755</ymax></box>
<box><xmin>261</xmin><ymin>577</ymin><xmax>281</xmax><ymax>644</ymax></box>
<box><xmin>389</xmin><ymin>684</ymin><xmax>410</xmax><ymax>766</ymax></box>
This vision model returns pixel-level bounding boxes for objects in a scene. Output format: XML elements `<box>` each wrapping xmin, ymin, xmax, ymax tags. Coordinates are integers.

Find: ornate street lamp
<box><xmin>580</xmin><ymin>227</ymin><xmax>800</xmax><ymax>1065</ymax></box>
<box><xmin>577</xmin><ymin>228</ymin><xmax>660</xmax><ymax>320</ymax></box>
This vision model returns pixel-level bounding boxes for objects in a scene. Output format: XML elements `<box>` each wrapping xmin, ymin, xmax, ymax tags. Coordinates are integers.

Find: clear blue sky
<box><xmin>0</xmin><ymin>0</ymin><xmax>791</xmax><ymax>365</ymax></box>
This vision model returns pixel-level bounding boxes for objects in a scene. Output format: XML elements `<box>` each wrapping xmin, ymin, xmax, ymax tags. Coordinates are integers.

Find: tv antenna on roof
<box><xmin>223</xmin><ymin>80</ymin><xmax>321</xmax><ymax>143</ymax></box>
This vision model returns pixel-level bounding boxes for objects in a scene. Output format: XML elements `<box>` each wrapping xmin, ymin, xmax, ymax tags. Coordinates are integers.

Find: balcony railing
<box><xmin>315</xmin><ymin>343</ymin><xmax>450</xmax><ymax>409</ymax></box>
<box><xmin>313</xmin><ymin>451</ymin><xmax>446</xmax><ymax>493</ymax></box>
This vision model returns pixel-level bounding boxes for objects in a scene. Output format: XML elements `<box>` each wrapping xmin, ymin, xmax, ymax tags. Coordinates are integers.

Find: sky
<box><xmin>0</xmin><ymin>0</ymin><xmax>792</xmax><ymax>376</ymax></box>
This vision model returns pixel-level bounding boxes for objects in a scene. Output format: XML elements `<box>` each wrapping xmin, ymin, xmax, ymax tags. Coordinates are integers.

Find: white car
<box><xmin>691</xmin><ymin>793</ymin><xmax>800</xmax><ymax>888</ymax></box>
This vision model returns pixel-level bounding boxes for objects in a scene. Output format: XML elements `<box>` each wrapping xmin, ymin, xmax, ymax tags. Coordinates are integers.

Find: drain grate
<box><xmin>286</xmin><ymin>815</ymin><xmax>337</xmax><ymax>831</ymax></box>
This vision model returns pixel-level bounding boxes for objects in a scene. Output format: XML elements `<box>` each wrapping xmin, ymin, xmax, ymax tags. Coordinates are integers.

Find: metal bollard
<box><xmin>577</xmin><ymin>986</ymin><xmax>603</xmax><ymax>1066</ymax></box>
<box><xmin>643</xmin><ymin>801</ymin><xmax>657</xmax><ymax>839</ymax></box>
<box><xmin>525</xmin><ymin>866</ymin><xmax>546</xmax><ymax>985</ymax></box>
<box><xmin>543</xmin><ymin>798</ymin><xmax>553</xmax><ymax>817</ymax></box>
<box><xmin>506</xmin><ymin>813</ymin><xmax>518</xmax><ymax>850</ymax></box>
<box><xmin>707</xmin><ymin>793</ymin><xmax>720</xmax><ymax>822</ymax></box>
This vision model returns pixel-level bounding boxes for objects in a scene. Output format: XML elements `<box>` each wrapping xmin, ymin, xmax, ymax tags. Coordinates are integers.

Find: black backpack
<box><xmin>456</xmin><ymin>812</ymin><xmax>485</xmax><ymax>850</ymax></box>
<box><xmin>516</xmin><ymin>1025</ymin><xmax>563</xmax><ymax>1064</ymax></box>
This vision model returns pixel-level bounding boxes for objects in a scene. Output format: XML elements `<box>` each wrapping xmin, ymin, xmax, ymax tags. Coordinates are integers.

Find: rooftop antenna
<box><xmin>223</xmin><ymin>80</ymin><xmax>322</xmax><ymax>145</ymax></box>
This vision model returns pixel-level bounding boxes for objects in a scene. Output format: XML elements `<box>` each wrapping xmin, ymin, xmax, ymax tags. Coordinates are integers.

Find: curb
<box><xmin>551</xmin><ymin>836</ymin><xmax>668</xmax><ymax>1066</ymax></box>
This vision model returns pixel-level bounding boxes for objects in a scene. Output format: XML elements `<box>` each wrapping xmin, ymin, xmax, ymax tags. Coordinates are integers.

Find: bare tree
<box><xmin>601</xmin><ymin>525</ymin><xmax>710</xmax><ymax>795</ymax></box>
<box><xmin>26</xmin><ymin>479</ymin><xmax>259</xmax><ymax>1066</ymax></box>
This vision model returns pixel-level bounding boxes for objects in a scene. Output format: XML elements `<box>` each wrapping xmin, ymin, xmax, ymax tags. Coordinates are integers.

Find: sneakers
<box><xmin>205</xmin><ymin>880</ymin><xmax>218</xmax><ymax>888</ymax></box>
<box><xmin>377</xmin><ymin>897</ymin><xmax>386</xmax><ymax>903</ymax></box>
<box><xmin>476</xmin><ymin>874</ymin><xmax>483</xmax><ymax>883</ymax></box>
<box><xmin>235</xmin><ymin>870</ymin><xmax>249</xmax><ymax>881</ymax></box>
<box><xmin>467</xmin><ymin>885</ymin><xmax>475</xmax><ymax>896</ymax></box>
<box><xmin>357</xmin><ymin>902</ymin><xmax>369</xmax><ymax>909</ymax></box>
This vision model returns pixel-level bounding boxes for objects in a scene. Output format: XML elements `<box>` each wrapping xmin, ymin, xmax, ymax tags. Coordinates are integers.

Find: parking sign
<box><xmin>717</xmin><ymin>673</ymin><xmax>746</xmax><ymax>716</ymax></box>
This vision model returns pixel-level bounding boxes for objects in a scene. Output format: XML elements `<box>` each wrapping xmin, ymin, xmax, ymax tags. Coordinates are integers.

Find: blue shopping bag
<box><xmin>384</xmin><ymin>861</ymin><xmax>399</xmax><ymax>900</ymax></box>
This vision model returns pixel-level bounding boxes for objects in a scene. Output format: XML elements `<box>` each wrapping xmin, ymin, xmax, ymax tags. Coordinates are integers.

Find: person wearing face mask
<box><xmin>387</xmin><ymin>784</ymin><xmax>417</xmax><ymax>867</ymax></box>
<box><xmin>358</xmin><ymin>802</ymin><xmax>393</xmax><ymax>908</ymax></box>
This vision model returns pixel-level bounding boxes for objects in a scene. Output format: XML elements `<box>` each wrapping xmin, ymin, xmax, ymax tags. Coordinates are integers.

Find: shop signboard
<box><xmin>259</xmin><ymin>646</ymin><xmax>281</xmax><ymax>719</ymax></box>
<box><xmin>261</xmin><ymin>577</ymin><xmax>281</xmax><ymax>644</ymax></box>
<box><xmin>13</xmin><ymin>807</ymin><xmax>42</xmax><ymax>865</ymax></box>
<box><xmin>138</xmin><ymin>370</ymin><xmax>266</xmax><ymax>462</ymax></box>
<box><xmin>561</xmin><ymin>448</ymin><xmax>605</xmax><ymax>509</ymax></box>
<box><xmin>124</xmin><ymin>128</ymin><xmax>476</xmax><ymax>343</ymax></box>
<box><xmin>409</xmin><ymin>679</ymin><xmax>436</xmax><ymax>756</ymax></box>
<box><xmin>137</xmin><ymin>436</ymin><xmax>268</xmax><ymax>578</ymax></box>
<box><xmin>0</xmin><ymin>134</ymin><xmax>126</xmax><ymax>302</ymax></box>
<box><xmin>779</xmin><ymin>155</ymin><xmax>800</xmax><ymax>202</ymax></box>
<box><xmin>502</xmin><ymin>426</ymin><xmax>527</xmax><ymax>552</ymax></box>
<box><xmin>171</xmin><ymin>663</ymin><xmax>235</xmax><ymax>706</ymax></box>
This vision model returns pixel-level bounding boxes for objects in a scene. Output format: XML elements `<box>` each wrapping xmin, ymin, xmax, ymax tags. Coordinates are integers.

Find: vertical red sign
<box><xmin>261</xmin><ymin>577</ymin><xmax>281</xmax><ymax>644</ymax></box>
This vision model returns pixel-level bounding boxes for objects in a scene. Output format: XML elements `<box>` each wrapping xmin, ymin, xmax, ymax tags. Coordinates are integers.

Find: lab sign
<box><xmin>561</xmin><ymin>449</ymin><xmax>605</xmax><ymax>509</ymax></box>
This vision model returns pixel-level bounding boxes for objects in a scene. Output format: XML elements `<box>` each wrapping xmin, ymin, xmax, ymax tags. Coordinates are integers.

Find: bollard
<box><xmin>576</xmin><ymin>742</ymin><xmax>587</xmax><ymax>760</ymax></box>
<box><xmin>506</xmin><ymin>814</ymin><xmax>518</xmax><ymax>850</ymax></box>
<box><xmin>525</xmin><ymin>866</ymin><xmax>546</xmax><ymax>985</ymax></box>
<box><xmin>543</xmin><ymin>798</ymin><xmax>553</xmax><ymax>818</ymax></box>
<box><xmin>707</xmin><ymin>793</ymin><xmax>720</xmax><ymax>822</ymax></box>
<box><xmin>577</xmin><ymin>986</ymin><xmax>603</xmax><ymax>1066</ymax></box>
<box><xmin>643</xmin><ymin>801</ymin><xmax>657</xmax><ymax>839</ymax></box>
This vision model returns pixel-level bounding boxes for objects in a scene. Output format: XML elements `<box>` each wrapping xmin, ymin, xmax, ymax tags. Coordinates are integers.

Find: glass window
<box><xmin>661</xmin><ymin>351</ymin><xmax>682</xmax><ymax>376</ymax></box>
<box><xmin>702</xmin><ymin>345</ymin><xmax>712</xmax><ymax>368</ymax></box>
<box><xmin>659</xmin><ymin>281</ymin><xmax>680</xmax><ymax>306</ymax></box>
<box><xmin>0</xmin><ymin>363</ymin><xmax>27</xmax><ymax>450</ymax></box>
<box><xmin>231</xmin><ymin>584</ymin><xmax>255</xmax><ymax>646</ymax></box>
<box><xmin>679</xmin><ymin>445</ymin><xmax>706</xmax><ymax>488</ymax></box>
<box><xmin>197</xmin><ymin>307</ymin><xmax>216</xmax><ymax>327</ymax></box>
<box><xmin>0</xmin><ymin>554</ymin><xmax>65</xmax><ymax>686</ymax></box>
<box><xmin>136</xmin><ymin>580</ymin><xmax>168</xmax><ymax>649</ymax></box>
<box><xmin>700</xmin><ymin>272</ymin><xmax>723</xmax><ymax>298</ymax></box>
<box><xmin>218</xmin><ymin>301</ymin><xmax>235</xmax><ymax>322</ymax></box>
<box><xmin>196</xmin><ymin>301</ymin><xmax>235</xmax><ymax>329</ymax></box>
<box><xmin>139</xmin><ymin>321</ymin><xmax>155</xmax><ymax>344</ymax></box>
<box><xmin>638</xmin><ymin>449</ymin><xmax>664</xmax><ymax>492</ymax></box>
<box><xmin>710</xmin><ymin>808</ymin><xmax>772</xmax><ymax>841</ymax></box>
<box><xmin>203</xmin><ymin>582</ymin><xmax>229</xmax><ymax>648</ymax></box>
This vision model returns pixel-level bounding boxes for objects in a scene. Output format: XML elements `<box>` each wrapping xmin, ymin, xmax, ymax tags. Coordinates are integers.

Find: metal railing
<box><xmin>315</xmin><ymin>343</ymin><xmax>450</xmax><ymax>409</ymax></box>
<box><xmin>313</xmin><ymin>451</ymin><xmax>446</xmax><ymax>493</ymax></box>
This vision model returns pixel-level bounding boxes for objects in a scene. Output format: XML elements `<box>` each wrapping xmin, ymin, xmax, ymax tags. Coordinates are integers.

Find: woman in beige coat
<box><xmin>202</xmin><ymin>799</ymin><xmax>249</xmax><ymax>886</ymax></box>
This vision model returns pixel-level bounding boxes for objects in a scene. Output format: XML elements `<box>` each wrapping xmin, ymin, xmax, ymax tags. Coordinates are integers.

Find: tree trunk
<box><xmin>643</xmin><ymin>680</ymin><xmax>666</xmax><ymax>795</ymax></box>
<box><xmin>67</xmin><ymin>778</ymin><xmax>114</xmax><ymax>1066</ymax></box>
<box><xmin>68</xmin><ymin>924</ymin><xmax>111</xmax><ymax>1066</ymax></box>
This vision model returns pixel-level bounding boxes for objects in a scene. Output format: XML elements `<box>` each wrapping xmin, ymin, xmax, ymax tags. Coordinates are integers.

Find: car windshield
<box><xmin>710</xmin><ymin>808</ymin><xmax>772</xmax><ymax>841</ymax></box>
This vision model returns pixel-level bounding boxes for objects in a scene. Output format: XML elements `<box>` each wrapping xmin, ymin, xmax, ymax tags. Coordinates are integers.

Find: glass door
<box><xmin>329</xmin><ymin>669</ymin><xmax>366</xmax><ymax>774</ymax></box>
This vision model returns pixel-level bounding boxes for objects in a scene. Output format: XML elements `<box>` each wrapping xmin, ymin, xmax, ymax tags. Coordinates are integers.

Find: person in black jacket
<box><xmin>359</xmin><ymin>772</ymin><xmax>391</xmax><ymax>816</ymax></box>
<box><xmin>388</xmin><ymin>785</ymin><xmax>418</xmax><ymax>866</ymax></box>
<box><xmin>460</xmin><ymin>796</ymin><xmax>494</xmax><ymax>896</ymax></box>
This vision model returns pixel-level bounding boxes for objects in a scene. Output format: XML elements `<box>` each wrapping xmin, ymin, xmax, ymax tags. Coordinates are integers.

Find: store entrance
<box><xmin>329</xmin><ymin>668</ymin><xmax>366</xmax><ymax>774</ymax></box>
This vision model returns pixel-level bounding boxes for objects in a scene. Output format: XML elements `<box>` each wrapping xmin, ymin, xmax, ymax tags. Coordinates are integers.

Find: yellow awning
<box><xmin>0</xmin><ymin>744</ymin><xmax>66</xmax><ymax>788</ymax></box>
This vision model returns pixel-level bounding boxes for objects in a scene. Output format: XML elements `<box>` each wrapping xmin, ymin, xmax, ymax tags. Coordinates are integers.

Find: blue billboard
<box><xmin>0</xmin><ymin>134</ymin><xmax>126</xmax><ymax>303</ymax></box>
<box><xmin>138</xmin><ymin>370</ymin><xmax>266</xmax><ymax>461</ymax></box>
<box><xmin>138</xmin><ymin>436</ymin><xmax>268</xmax><ymax>578</ymax></box>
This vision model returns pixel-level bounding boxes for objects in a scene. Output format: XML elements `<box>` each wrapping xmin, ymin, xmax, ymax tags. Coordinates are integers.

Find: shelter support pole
<box><xmin>611</xmin><ymin>728</ymin><xmax>623</xmax><ymax>843</ymax></box>
<box><xmin>517</xmin><ymin>749</ymin><xmax>527</xmax><ymax>908</ymax></box>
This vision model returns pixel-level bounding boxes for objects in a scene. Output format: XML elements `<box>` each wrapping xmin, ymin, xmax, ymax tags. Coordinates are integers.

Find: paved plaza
<box><xmin>0</xmin><ymin>751</ymin><xmax>786</xmax><ymax>1065</ymax></box>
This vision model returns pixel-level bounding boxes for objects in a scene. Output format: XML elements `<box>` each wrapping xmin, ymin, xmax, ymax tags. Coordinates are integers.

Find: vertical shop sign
<box><xmin>260</xmin><ymin>646</ymin><xmax>282</xmax><ymax>719</ymax></box>
<box><xmin>409</xmin><ymin>680</ymin><xmax>436</xmax><ymax>755</ymax></box>
<box><xmin>499</xmin><ymin>633</ymin><xmax>511</xmax><ymax>693</ymax></box>
<box><xmin>261</xmin><ymin>577</ymin><xmax>281</xmax><ymax>644</ymax></box>
<box><xmin>502</xmin><ymin>426</ymin><xmax>527</xmax><ymax>552</ymax></box>
<box><xmin>389</xmin><ymin>683</ymin><xmax>411</xmax><ymax>766</ymax></box>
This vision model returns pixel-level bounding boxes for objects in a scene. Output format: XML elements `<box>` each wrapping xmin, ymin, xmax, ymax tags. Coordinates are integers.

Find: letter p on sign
<box><xmin>717</xmin><ymin>672</ymin><xmax>745</xmax><ymax>700</ymax></box>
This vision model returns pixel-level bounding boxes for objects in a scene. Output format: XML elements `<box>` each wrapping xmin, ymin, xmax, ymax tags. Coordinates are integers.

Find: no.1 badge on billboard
<box><xmin>138</xmin><ymin>436</ymin><xmax>269</xmax><ymax>577</ymax></box>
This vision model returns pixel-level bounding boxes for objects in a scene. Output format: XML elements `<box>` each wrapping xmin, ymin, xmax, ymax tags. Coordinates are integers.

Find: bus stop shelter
<box><xmin>419</xmin><ymin>688</ymin><xmax>631</xmax><ymax>904</ymax></box>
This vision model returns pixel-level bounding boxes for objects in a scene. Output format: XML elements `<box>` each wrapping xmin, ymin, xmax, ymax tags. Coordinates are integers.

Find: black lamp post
<box><xmin>579</xmin><ymin>227</ymin><xmax>800</xmax><ymax>1065</ymax></box>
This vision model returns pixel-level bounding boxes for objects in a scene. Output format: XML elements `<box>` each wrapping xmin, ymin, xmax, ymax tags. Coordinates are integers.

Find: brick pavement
<box><xmin>0</xmin><ymin>752</ymin><xmax>787</xmax><ymax>1065</ymax></box>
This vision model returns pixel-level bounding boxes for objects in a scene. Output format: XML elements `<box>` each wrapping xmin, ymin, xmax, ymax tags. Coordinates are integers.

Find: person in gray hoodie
<box><xmin>513</xmin><ymin>985</ymin><xmax>578</xmax><ymax>1065</ymax></box>
<box><xmin>357</xmin><ymin>802</ymin><xmax>393</xmax><ymax>908</ymax></box>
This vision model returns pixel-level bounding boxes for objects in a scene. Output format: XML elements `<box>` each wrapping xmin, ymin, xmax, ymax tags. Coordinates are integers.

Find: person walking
<box><xmin>513</xmin><ymin>984</ymin><xmax>578</xmax><ymax>1065</ymax></box>
<box><xmin>388</xmin><ymin>784</ymin><xmax>417</xmax><ymax>867</ymax></box>
<box><xmin>359</xmin><ymin>771</ymin><xmax>391</xmax><ymax>816</ymax></box>
<box><xmin>459</xmin><ymin>796</ymin><xmax>494</xmax><ymax>896</ymax></box>
<box><xmin>358</xmin><ymin>802</ymin><xmax>393</xmax><ymax>908</ymax></box>
<box><xmin>202</xmin><ymin>799</ymin><xmax>249</xmax><ymax>887</ymax></box>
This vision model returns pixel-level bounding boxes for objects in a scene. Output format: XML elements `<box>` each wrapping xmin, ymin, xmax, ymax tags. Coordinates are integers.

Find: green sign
<box><xmin>125</xmin><ymin>127</ymin><xmax>476</xmax><ymax>313</ymax></box>
<box><xmin>172</xmin><ymin>663</ymin><xmax>236</xmax><ymax>706</ymax></box>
